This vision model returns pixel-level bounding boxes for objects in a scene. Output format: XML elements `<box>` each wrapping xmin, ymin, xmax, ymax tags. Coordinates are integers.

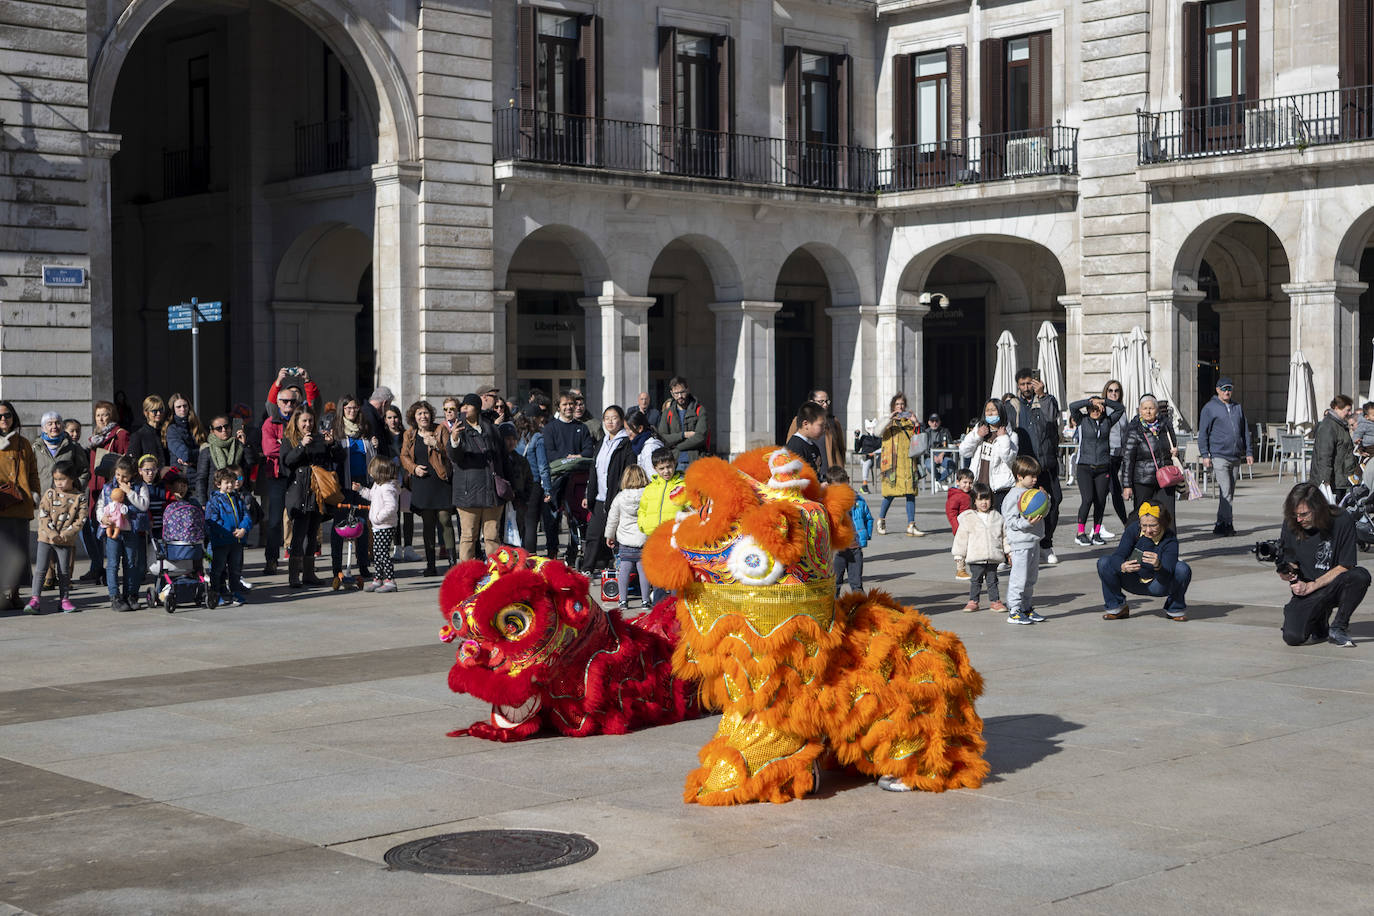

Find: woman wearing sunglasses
<box><xmin>126</xmin><ymin>395</ymin><xmax>168</xmax><ymax>472</ymax></box>
<box><xmin>195</xmin><ymin>414</ymin><xmax>257</xmax><ymax>505</ymax></box>
<box><xmin>1103</xmin><ymin>379</ymin><xmax>1129</xmax><ymax>531</ymax></box>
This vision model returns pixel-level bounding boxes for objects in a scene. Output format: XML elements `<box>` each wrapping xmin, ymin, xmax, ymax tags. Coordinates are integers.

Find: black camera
<box><xmin>1253</xmin><ymin>539</ymin><xmax>1298</xmax><ymax>577</ymax></box>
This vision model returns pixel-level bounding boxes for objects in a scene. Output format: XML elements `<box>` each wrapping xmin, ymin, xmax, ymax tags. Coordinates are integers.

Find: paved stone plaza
<box><xmin>3</xmin><ymin>471</ymin><xmax>1373</xmax><ymax>914</ymax></box>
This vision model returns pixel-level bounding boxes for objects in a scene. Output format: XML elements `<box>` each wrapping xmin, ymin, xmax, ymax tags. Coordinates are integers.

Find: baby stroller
<box><xmin>145</xmin><ymin>499</ymin><xmax>209</xmax><ymax>613</ymax></box>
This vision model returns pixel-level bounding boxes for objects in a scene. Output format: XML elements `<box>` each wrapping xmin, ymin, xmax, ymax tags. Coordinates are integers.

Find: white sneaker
<box><xmin>1098</xmin><ymin>524</ymin><xmax>1115</xmax><ymax>539</ymax></box>
<box><xmin>1042</xmin><ymin>549</ymin><xmax>1059</xmax><ymax>566</ymax></box>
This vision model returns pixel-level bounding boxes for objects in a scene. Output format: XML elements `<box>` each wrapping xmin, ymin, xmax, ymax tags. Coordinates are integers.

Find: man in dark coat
<box><xmin>1012</xmin><ymin>368</ymin><xmax>1063</xmax><ymax>565</ymax></box>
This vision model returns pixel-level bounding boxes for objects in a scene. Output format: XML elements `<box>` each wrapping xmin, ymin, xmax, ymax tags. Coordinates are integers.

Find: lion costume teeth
<box><xmin>644</xmin><ymin>448</ymin><xmax>990</xmax><ymax>805</ymax></box>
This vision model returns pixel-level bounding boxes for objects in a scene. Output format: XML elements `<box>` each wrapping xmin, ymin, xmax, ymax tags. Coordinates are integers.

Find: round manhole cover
<box><xmin>383</xmin><ymin>829</ymin><xmax>598</xmax><ymax>875</ymax></box>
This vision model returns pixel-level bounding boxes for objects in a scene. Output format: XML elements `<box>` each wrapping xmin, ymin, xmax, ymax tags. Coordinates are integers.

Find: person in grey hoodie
<box><xmin>1197</xmin><ymin>377</ymin><xmax>1253</xmax><ymax>537</ymax></box>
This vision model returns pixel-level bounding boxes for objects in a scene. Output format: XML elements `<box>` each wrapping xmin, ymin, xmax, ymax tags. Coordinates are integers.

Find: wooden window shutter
<box><xmin>1339</xmin><ymin>0</ymin><xmax>1372</xmax><ymax>89</ymax></box>
<box><xmin>578</xmin><ymin>14</ymin><xmax>602</xmax><ymax>163</ymax></box>
<box><xmin>1181</xmin><ymin>3</ymin><xmax>1203</xmax><ymax>109</ymax></box>
<box><xmin>948</xmin><ymin>45</ymin><xmax>967</xmax><ymax>142</ymax></box>
<box><xmin>517</xmin><ymin>4</ymin><xmax>536</xmax><ymax>112</ymax></box>
<box><xmin>1244</xmin><ymin>0</ymin><xmax>1259</xmax><ymax>102</ymax></box>
<box><xmin>892</xmin><ymin>53</ymin><xmax>913</xmax><ymax>147</ymax></box>
<box><xmin>979</xmin><ymin>37</ymin><xmax>1005</xmax><ymax>136</ymax></box>
<box><xmin>658</xmin><ymin>27</ymin><xmax>677</xmax><ymax>131</ymax></box>
<box><xmin>784</xmin><ymin>45</ymin><xmax>801</xmax><ymax>179</ymax></box>
<box><xmin>1029</xmin><ymin>32</ymin><xmax>1051</xmax><ymax>130</ymax></box>
<box><xmin>713</xmin><ymin>33</ymin><xmax>734</xmax><ymax>176</ymax></box>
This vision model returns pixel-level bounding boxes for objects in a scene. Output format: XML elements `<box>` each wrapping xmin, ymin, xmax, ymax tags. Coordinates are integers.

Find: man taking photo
<box><xmin>1275</xmin><ymin>482</ymin><xmax>1370</xmax><ymax>648</ymax></box>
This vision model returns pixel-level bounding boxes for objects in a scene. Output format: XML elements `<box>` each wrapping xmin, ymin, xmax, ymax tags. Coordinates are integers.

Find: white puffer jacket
<box><xmin>605</xmin><ymin>487</ymin><xmax>646</xmax><ymax>548</ymax></box>
<box><xmin>959</xmin><ymin>428</ymin><xmax>1017</xmax><ymax>491</ymax></box>
<box><xmin>951</xmin><ymin>509</ymin><xmax>1009</xmax><ymax>564</ymax></box>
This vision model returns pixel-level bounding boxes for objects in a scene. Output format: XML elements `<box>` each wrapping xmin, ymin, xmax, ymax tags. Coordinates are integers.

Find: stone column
<box><xmin>1283</xmin><ymin>282</ymin><xmax>1367</xmax><ymax>403</ymax></box>
<box><xmin>579</xmin><ymin>295</ymin><xmax>655</xmax><ymax>411</ymax></box>
<box><xmin>493</xmin><ymin>290</ymin><xmax>514</xmax><ymax>394</ymax></box>
<box><xmin>825</xmin><ymin>304</ymin><xmax>878</xmax><ymax>444</ymax></box>
<box><xmin>372</xmin><ymin>161</ymin><xmax>422</xmax><ymax>403</ymax></box>
<box><xmin>1147</xmin><ymin>289</ymin><xmax>1205</xmax><ymax>431</ymax></box>
<box><xmin>709</xmin><ymin>300</ymin><xmax>782</xmax><ymax>457</ymax></box>
<box><xmin>87</xmin><ymin>132</ymin><xmax>122</xmax><ymax>405</ymax></box>
<box><xmin>1060</xmin><ymin>295</ymin><xmax>1083</xmax><ymax>399</ymax></box>
<box><xmin>874</xmin><ymin>299</ymin><xmax>928</xmax><ymax>412</ymax></box>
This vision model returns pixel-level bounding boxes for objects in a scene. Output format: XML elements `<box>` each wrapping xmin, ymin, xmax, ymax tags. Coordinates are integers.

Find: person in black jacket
<box><xmin>1012</xmin><ymin>369</ymin><xmax>1063</xmax><ymax>563</ymax></box>
<box><xmin>281</xmin><ymin>406</ymin><xmax>336</xmax><ymax>588</ymax></box>
<box><xmin>196</xmin><ymin>414</ymin><xmax>258</xmax><ymax>506</ymax></box>
<box><xmin>127</xmin><ymin>395</ymin><xmax>168</xmax><ymax>470</ymax></box>
<box><xmin>1309</xmin><ymin>395</ymin><xmax>1358</xmax><ymax>502</ymax></box>
<box><xmin>1069</xmin><ymin>396</ymin><xmax>1125</xmax><ymax>546</ymax></box>
<box><xmin>581</xmin><ymin>405</ymin><xmax>634</xmax><ymax>573</ymax></box>
<box><xmin>1276</xmin><ymin>482</ymin><xmax>1370</xmax><ymax>647</ymax></box>
<box><xmin>1120</xmin><ymin>395</ymin><xmax>1180</xmax><ymax>520</ymax></box>
<box><xmin>447</xmin><ymin>393</ymin><xmax>508</xmax><ymax>563</ymax></box>
<box><xmin>543</xmin><ymin>391</ymin><xmax>595</xmax><ymax>565</ymax></box>
<box><xmin>1096</xmin><ymin>501</ymin><xmax>1192</xmax><ymax>621</ymax></box>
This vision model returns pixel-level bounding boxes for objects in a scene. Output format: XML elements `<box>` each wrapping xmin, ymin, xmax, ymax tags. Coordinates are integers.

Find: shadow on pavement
<box><xmin>980</xmin><ymin>713</ymin><xmax>1084</xmax><ymax>779</ymax></box>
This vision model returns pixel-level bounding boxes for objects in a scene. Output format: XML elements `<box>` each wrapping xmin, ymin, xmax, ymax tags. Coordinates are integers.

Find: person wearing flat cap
<box><xmin>1197</xmin><ymin>376</ymin><xmax>1252</xmax><ymax>537</ymax></box>
<box><xmin>476</xmin><ymin>384</ymin><xmax>510</xmax><ymax>425</ymax></box>
<box><xmin>447</xmin><ymin>393</ymin><xmax>509</xmax><ymax>562</ymax></box>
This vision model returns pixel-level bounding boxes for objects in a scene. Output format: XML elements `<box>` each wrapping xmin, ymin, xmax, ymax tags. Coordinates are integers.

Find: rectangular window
<box><xmin>1206</xmin><ymin>0</ymin><xmax>1247</xmax><ymax>104</ymax></box>
<box><xmin>1005</xmin><ymin>38</ymin><xmax>1032</xmax><ymax>133</ymax></box>
<box><xmin>801</xmin><ymin>52</ymin><xmax>832</xmax><ymax>144</ymax></box>
<box><xmin>675</xmin><ymin>32</ymin><xmax>715</xmax><ymax>130</ymax></box>
<box><xmin>536</xmin><ymin>12</ymin><xmax>579</xmax><ymax>114</ymax></box>
<box><xmin>914</xmin><ymin>51</ymin><xmax>948</xmax><ymax>148</ymax></box>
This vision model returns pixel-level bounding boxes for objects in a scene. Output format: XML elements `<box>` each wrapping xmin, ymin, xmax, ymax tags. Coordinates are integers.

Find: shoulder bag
<box><xmin>1145</xmin><ymin>429</ymin><xmax>1185</xmax><ymax>490</ymax></box>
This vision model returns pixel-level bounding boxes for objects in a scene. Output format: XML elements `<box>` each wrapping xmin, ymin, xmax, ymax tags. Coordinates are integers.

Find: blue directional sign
<box><xmin>194</xmin><ymin>300</ymin><xmax>223</xmax><ymax>322</ymax></box>
<box><xmin>42</xmin><ymin>266</ymin><xmax>86</xmax><ymax>287</ymax></box>
<box><xmin>168</xmin><ymin>299</ymin><xmax>223</xmax><ymax>331</ymax></box>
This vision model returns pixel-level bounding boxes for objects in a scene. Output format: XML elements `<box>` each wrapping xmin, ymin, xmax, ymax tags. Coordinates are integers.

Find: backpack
<box><xmin>161</xmin><ymin>499</ymin><xmax>205</xmax><ymax>543</ymax></box>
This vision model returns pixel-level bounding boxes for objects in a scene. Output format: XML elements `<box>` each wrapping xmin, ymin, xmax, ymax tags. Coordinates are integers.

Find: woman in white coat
<box><xmin>959</xmin><ymin>399</ymin><xmax>1018</xmax><ymax>507</ymax></box>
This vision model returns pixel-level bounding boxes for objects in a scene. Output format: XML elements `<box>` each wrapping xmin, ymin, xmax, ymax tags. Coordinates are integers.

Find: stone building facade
<box><xmin>4</xmin><ymin>0</ymin><xmax>1374</xmax><ymax>449</ymax></box>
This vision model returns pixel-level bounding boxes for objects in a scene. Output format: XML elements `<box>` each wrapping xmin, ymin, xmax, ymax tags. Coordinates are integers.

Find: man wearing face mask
<box><xmin>960</xmin><ymin>398</ymin><xmax>1018</xmax><ymax>508</ymax></box>
<box><xmin>1012</xmin><ymin>368</ymin><xmax>1063</xmax><ymax>565</ymax></box>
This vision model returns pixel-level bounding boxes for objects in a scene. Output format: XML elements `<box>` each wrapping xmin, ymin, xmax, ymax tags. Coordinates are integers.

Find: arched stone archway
<box><xmin>272</xmin><ymin>223</ymin><xmax>373</xmax><ymax>402</ymax></box>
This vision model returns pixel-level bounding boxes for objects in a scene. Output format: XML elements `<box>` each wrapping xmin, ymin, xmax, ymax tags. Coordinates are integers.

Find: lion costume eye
<box><xmin>726</xmin><ymin>535</ymin><xmax>785</xmax><ymax>586</ymax></box>
<box><xmin>495</xmin><ymin>604</ymin><xmax>533</xmax><ymax>639</ymax></box>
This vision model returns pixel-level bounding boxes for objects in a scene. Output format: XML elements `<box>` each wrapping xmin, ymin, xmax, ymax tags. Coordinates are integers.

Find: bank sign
<box><xmin>42</xmin><ymin>266</ymin><xmax>87</xmax><ymax>287</ymax></box>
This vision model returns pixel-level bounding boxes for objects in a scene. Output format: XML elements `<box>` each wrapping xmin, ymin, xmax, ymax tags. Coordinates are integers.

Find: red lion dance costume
<box><xmin>643</xmin><ymin>448</ymin><xmax>989</xmax><ymax>805</ymax></box>
<box><xmin>439</xmin><ymin>546</ymin><xmax>692</xmax><ymax>741</ymax></box>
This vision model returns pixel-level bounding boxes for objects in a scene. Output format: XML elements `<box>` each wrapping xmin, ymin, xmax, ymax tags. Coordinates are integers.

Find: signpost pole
<box><xmin>191</xmin><ymin>297</ymin><xmax>201</xmax><ymax>411</ymax></box>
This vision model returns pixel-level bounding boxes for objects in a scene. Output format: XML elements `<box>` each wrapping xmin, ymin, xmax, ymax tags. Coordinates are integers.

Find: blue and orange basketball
<box><xmin>1017</xmin><ymin>487</ymin><xmax>1051</xmax><ymax>522</ymax></box>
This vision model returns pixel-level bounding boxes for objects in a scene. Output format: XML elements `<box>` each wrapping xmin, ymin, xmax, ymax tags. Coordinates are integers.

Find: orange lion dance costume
<box><xmin>643</xmin><ymin>447</ymin><xmax>989</xmax><ymax>805</ymax></box>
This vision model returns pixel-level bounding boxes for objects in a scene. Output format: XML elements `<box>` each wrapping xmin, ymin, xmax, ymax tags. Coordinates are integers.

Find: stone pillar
<box><xmin>493</xmin><ymin>290</ymin><xmax>515</xmax><ymax>394</ymax></box>
<box><xmin>1147</xmin><ymin>289</ymin><xmax>1205</xmax><ymax>431</ymax></box>
<box><xmin>1283</xmin><ymin>282</ymin><xmax>1367</xmax><ymax>403</ymax></box>
<box><xmin>87</xmin><ymin>132</ymin><xmax>122</xmax><ymax>405</ymax></box>
<box><xmin>579</xmin><ymin>295</ymin><xmax>655</xmax><ymax>411</ymax></box>
<box><xmin>825</xmin><ymin>304</ymin><xmax>878</xmax><ymax>445</ymax></box>
<box><xmin>372</xmin><ymin>161</ymin><xmax>422</xmax><ymax>403</ymax></box>
<box><xmin>874</xmin><ymin>299</ymin><xmax>927</xmax><ymax>412</ymax></box>
<box><xmin>1060</xmin><ymin>295</ymin><xmax>1083</xmax><ymax>399</ymax></box>
<box><xmin>1210</xmin><ymin>300</ymin><xmax>1271</xmax><ymax>418</ymax></box>
<box><xmin>709</xmin><ymin>300</ymin><xmax>782</xmax><ymax>457</ymax></box>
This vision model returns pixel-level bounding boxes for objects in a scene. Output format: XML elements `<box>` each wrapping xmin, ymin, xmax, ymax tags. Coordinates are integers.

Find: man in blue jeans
<box><xmin>1197</xmin><ymin>376</ymin><xmax>1253</xmax><ymax>537</ymax></box>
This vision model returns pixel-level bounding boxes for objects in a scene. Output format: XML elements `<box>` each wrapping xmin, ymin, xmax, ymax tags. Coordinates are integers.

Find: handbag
<box><xmin>309</xmin><ymin>465</ymin><xmax>343</xmax><ymax>509</ymax></box>
<box><xmin>908</xmin><ymin>429</ymin><xmax>930</xmax><ymax>459</ymax></box>
<box><xmin>487</xmin><ymin>451</ymin><xmax>514</xmax><ymax>502</ymax></box>
<box><xmin>0</xmin><ymin>480</ymin><xmax>24</xmax><ymax>511</ymax></box>
<box><xmin>1145</xmin><ymin>430</ymin><xmax>1185</xmax><ymax>490</ymax></box>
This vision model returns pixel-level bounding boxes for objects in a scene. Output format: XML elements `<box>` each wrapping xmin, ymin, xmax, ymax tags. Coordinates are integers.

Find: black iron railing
<box><xmin>873</xmin><ymin>125</ymin><xmax>1079</xmax><ymax>191</ymax></box>
<box><xmin>1138</xmin><ymin>85</ymin><xmax>1374</xmax><ymax>164</ymax></box>
<box><xmin>493</xmin><ymin>107</ymin><xmax>878</xmax><ymax>192</ymax></box>
<box><xmin>295</xmin><ymin>117</ymin><xmax>353</xmax><ymax>176</ymax></box>
<box><xmin>162</xmin><ymin>146</ymin><xmax>211</xmax><ymax>198</ymax></box>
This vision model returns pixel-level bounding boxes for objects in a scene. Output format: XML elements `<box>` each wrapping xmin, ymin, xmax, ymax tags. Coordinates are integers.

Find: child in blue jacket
<box><xmin>828</xmin><ymin>466</ymin><xmax>872</xmax><ymax>594</ymax></box>
<box><xmin>205</xmin><ymin>467</ymin><xmax>254</xmax><ymax>607</ymax></box>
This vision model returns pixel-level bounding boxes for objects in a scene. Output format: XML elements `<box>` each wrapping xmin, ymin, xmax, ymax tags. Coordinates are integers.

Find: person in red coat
<box><xmin>946</xmin><ymin>469</ymin><xmax>974</xmax><ymax>580</ymax></box>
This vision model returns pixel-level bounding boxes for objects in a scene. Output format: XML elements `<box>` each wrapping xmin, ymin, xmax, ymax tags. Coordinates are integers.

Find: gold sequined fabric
<box><xmin>682</xmin><ymin>579</ymin><xmax>837</xmax><ymax>638</ymax></box>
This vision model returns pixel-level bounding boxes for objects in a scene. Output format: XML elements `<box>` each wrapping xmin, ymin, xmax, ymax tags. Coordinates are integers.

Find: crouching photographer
<box><xmin>1270</xmin><ymin>482</ymin><xmax>1370</xmax><ymax>648</ymax></box>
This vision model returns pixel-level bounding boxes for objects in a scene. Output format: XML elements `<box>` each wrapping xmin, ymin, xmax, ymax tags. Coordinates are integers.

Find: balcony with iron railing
<box><xmin>295</xmin><ymin>117</ymin><xmax>353</xmax><ymax>177</ymax></box>
<box><xmin>162</xmin><ymin>146</ymin><xmax>211</xmax><ymax>199</ymax></box>
<box><xmin>493</xmin><ymin>107</ymin><xmax>1078</xmax><ymax>199</ymax></box>
<box><xmin>1138</xmin><ymin>85</ymin><xmax>1374</xmax><ymax>165</ymax></box>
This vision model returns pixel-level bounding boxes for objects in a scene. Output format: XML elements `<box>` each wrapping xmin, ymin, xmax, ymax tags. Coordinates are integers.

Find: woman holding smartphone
<box><xmin>1096</xmin><ymin>501</ymin><xmax>1191</xmax><ymax>621</ymax></box>
<box><xmin>877</xmin><ymin>392</ymin><xmax>924</xmax><ymax>537</ymax></box>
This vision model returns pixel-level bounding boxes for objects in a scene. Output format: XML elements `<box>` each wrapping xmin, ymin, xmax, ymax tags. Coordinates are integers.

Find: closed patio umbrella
<box><xmin>1122</xmin><ymin>326</ymin><xmax>1152</xmax><ymax>410</ymax></box>
<box><xmin>1110</xmin><ymin>333</ymin><xmax>1127</xmax><ymax>386</ymax></box>
<box><xmin>991</xmin><ymin>330</ymin><xmax>1019</xmax><ymax>401</ymax></box>
<box><xmin>1035</xmin><ymin>320</ymin><xmax>1064</xmax><ymax>408</ymax></box>
<box><xmin>1286</xmin><ymin>349</ymin><xmax>1317</xmax><ymax>432</ymax></box>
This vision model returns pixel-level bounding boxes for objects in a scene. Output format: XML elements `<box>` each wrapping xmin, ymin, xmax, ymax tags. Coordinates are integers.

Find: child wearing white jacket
<box><xmin>354</xmin><ymin>457</ymin><xmax>406</xmax><ymax>593</ymax></box>
<box><xmin>604</xmin><ymin>465</ymin><xmax>650</xmax><ymax>612</ymax></box>
<box><xmin>952</xmin><ymin>483</ymin><xmax>1010</xmax><ymax>612</ymax></box>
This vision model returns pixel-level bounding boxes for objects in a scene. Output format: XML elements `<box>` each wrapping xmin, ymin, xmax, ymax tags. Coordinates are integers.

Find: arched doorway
<box><xmin>646</xmin><ymin>240</ymin><xmax>717</xmax><ymax>410</ymax></box>
<box><xmin>100</xmin><ymin>0</ymin><xmax>395</xmax><ymax>414</ymax></box>
<box><xmin>1172</xmin><ymin>217</ymin><xmax>1292</xmax><ymax>422</ymax></box>
<box><xmin>772</xmin><ymin>249</ymin><xmax>836</xmax><ymax>439</ymax></box>
<box><xmin>904</xmin><ymin>239</ymin><xmax>1067</xmax><ymax>430</ymax></box>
